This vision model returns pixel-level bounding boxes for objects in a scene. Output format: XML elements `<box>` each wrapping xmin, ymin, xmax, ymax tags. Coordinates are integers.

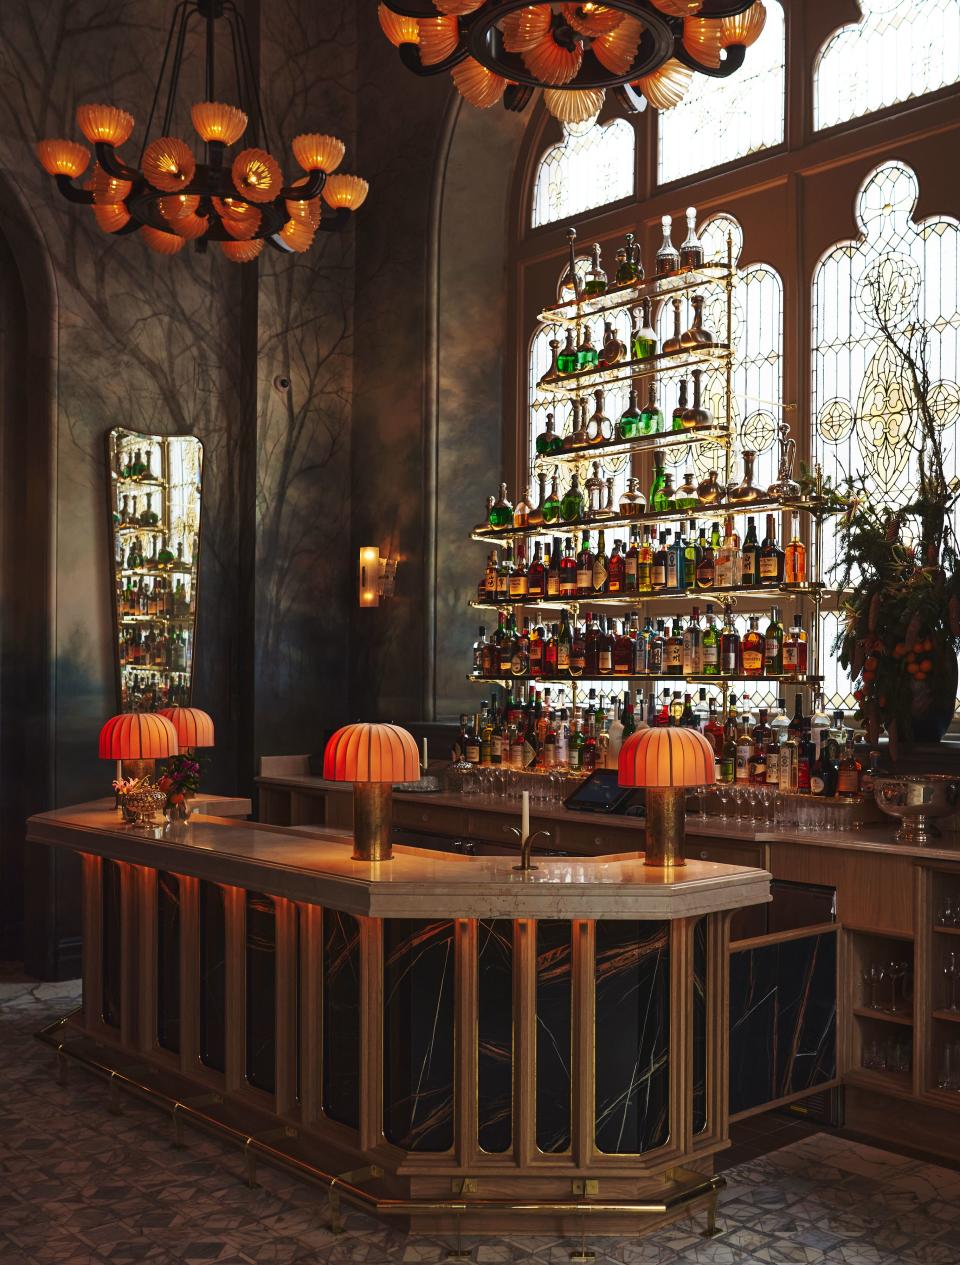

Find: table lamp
<box><xmin>322</xmin><ymin>722</ymin><xmax>420</xmax><ymax>861</ymax></box>
<box><xmin>618</xmin><ymin>727</ymin><xmax>716</xmax><ymax>868</ymax></box>
<box><xmin>99</xmin><ymin>712</ymin><xmax>180</xmax><ymax>785</ymax></box>
<box><xmin>158</xmin><ymin>706</ymin><xmax>215</xmax><ymax>751</ymax></box>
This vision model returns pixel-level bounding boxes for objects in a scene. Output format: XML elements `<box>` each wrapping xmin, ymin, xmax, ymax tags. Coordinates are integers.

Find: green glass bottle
<box><xmin>638</xmin><ymin>383</ymin><xmax>663</xmax><ymax>436</ymax></box>
<box><xmin>683</xmin><ymin>519</ymin><xmax>699</xmax><ymax>591</ymax></box>
<box><xmin>577</xmin><ymin>326</ymin><xmax>599</xmax><ymax>370</ymax></box>
<box><xmin>618</xmin><ymin>385</ymin><xmax>641</xmax><ymax>439</ymax></box>
<box><xmin>557</xmin><ymin>330</ymin><xmax>578</xmax><ymax>375</ymax></box>
<box><xmin>673</xmin><ymin>470</ymin><xmax>698</xmax><ymax>511</ymax></box>
<box><xmin>542</xmin><ymin>472</ymin><xmax>561</xmax><ymax>524</ymax></box>
<box><xmin>560</xmin><ymin>472</ymin><xmax>585</xmax><ymax>523</ymax></box>
<box><xmin>489</xmin><ymin>483</ymin><xmax>514</xmax><ymax>530</ymax></box>
<box><xmin>584</xmin><ymin>243</ymin><xmax>607</xmax><ymax>296</ymax></box>
<box><xmin>672</xmin><ymin>380</ymin><xmax>688</xmax><ymax>432</ymax></box>
<box><xmin>631</xmin><ymin>297</ymin><xmax>657</xmax><ymax>360</ymax></box>
<box><xmin>649</xmin><ymin>451</ymin><xmax>668</xmax><ymax>511</ymax></box>
<box><xmin>157</xmin><ymin>535</ymin><xmax>175</xmax><ymax>567</ymax></box>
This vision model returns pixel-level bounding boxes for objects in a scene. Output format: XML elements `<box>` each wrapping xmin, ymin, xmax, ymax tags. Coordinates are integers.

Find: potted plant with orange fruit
<box><xmin>832</xmin><ymin>286</ymin><xmax>960</xmax><ymax>755</ymax></box>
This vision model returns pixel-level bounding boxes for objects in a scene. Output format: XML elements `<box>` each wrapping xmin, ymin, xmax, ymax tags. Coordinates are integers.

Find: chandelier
<box><xmin>378</xmin><ymin>0</ymin><xmax>766</xmax><ymax>124</ymax></box>
<box><xmin>35</xmin><ymin>0</ymin><xmax>368</xmax><ymax>264</ymax></box>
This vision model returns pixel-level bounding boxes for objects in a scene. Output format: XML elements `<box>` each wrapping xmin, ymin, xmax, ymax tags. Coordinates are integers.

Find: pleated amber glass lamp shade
<box><xmin>36</xmin><ymin>140</ymin><xmax>90</xmax><ymax>179</ymax></box>
<box><xmin>618</xmin><ymin>728</ymin><xmax>716</xmax><ymax>868</ymax></box>
<box><xmin>378</xmin><ymin>3</ymin><xmax>420</xmax><ymax>47</ymax></box>
<box><xmin>323</xmin><ymin>722</ymin><xmax>420</xmax><ymax>862</ymax></box>
<box><xmin>191</xmin><ymin>101</ymin><xmax>247</xmax><ymax>146</ymax></box>
<box><xmin>75</xmin><ymin>104</ymin><xmax>135</xmax><ymax>146</ymax></box>
<box><xmin>99</xmin><ymin>712</ymin><xmax>179</xmax><ymax>783</ymax></box>
<box><xmin>157</xmin><ymin>707</ymin><xmax>215</xmax><ymax>750</ymax></box>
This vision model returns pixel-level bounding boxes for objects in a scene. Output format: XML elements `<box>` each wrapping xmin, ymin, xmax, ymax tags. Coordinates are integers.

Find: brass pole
<box><xmin>643</xmin><ymin>786</ymin><xmax>687</xmax><ymax>868</ymax></box>
<box><xmin>352</xmin><ymin>782</ymin><xmax>393</xmax><ymax>862</ymax></box>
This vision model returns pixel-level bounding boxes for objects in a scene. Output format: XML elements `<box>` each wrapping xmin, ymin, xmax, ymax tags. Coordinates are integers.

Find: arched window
<box><xmin>815</xmin><ymin>0</ymin><xmax>960</xmax><ymax>133</ymax></box>
<box><xmin>532</xmin><ymin>116</ymin><xmax>635</xmax><ymax>229</ymax></box>
<box><xmin>657</xmin><ymin>0</ymin><xmax>785</xmax><ymax>186</ymax></box>
<box><xmin>813</xmin><ymin>160</ymin><xmax>960</xmax><ymax>709</ymax></box>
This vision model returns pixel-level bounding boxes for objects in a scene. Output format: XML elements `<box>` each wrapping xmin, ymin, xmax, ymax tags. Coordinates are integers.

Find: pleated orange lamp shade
<box><xmin>157</xmin><ymin>706</ymin><xmax>215</xmax><ymax>749</ymax></box>
<box><xmin>323</xmin><ymin>722</ymin><xmax>420</xmax><ymax>784</ymax></box>
<box><xmin>618</xmin><ymin>727</ymin><xmax>716</xmax><ymax>788</ymax></box>
<box><xmin>99</xmin><ymin>712</ymin><xmax>179</xmax><ymax>760</ymax></box>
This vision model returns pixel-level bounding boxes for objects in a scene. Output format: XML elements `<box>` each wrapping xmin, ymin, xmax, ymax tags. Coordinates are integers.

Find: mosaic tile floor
<box><xmin>2</xmin><ymin>972</ymin><xmax>959</xmax><ymax>1264</ymax></box>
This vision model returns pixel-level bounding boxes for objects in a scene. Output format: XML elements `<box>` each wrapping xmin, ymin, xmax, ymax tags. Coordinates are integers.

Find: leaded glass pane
<box><xmin>657</xmin><ymin>2</ymin><xmax>785</xmax><ymax>186</ymax></box>
<box><xmin>812</xmin><ymin>161</ymin><xmax>960</xmax><ymax>711</ymax></box>
<box><xmin>532</xmin><ymin>117</ymin><xmax>635</xmax><ymax>230</ymax></box>
<box><xmin>815</xmin><ymin>0</ymin><xmax>960</xmax><ymax>133</ymax></box>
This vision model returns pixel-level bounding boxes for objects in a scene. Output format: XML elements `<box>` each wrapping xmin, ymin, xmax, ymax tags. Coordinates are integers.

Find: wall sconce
<box><xmin>359</xmin><ymin>547</ymin><xmax>398</xmax><ymax>607</ymax></box>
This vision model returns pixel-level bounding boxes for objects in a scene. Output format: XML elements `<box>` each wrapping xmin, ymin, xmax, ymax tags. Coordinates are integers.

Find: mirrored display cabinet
<box><xmin>107</xmin><ymin>428</ymin><xmax>203</xmax><ymax>711</ymax></box>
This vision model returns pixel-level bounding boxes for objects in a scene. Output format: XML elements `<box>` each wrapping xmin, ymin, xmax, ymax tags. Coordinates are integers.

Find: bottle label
<box><xmin>557</xmin><ymin>644</ymin><xmax>571</xmax><ymax>670</ymax></box>
<box><xmin>837</xmin><ymin>769</ymin><xmax>860</xmax><ymax>794</ymax></box>
<box><xmin>560</xmin><ymin>580</ymin><xmax>576</xmax><ymax>598</ymax></box>
<box><xmin>511</xmin><ymin>651</ymin><xmax>525</xmax><ymax>674</ymax></box>
<box><xmin>490</xmin><ymin>736</ymin><xmax>502</xmax><ymax>761</ymax></box>
<box><xmin>720</xmin><ymin>757</ymin><xmax>735</xmax><ymax>783</ymax></box>
<box><xmin>798</xmin><ymin>756</ymin><xmax>811</xmax><ymax>791</ymax></box>
<box><xmin>735</xmin><ymin>744</ymin><xmax>753</xmax><ymax>780</ymax></box>
<box><xmin>465</xmin><ymin>742</ymin><xmax>480</xmax><ymax>763</ymax></box>
<box><xmin>667</xmin><ymin>557</ymin><xmax>679</xmax><ymax>586</ymax></box>
<box><xmin>765</xmin><ymin>637</ymin><xmax>780</xmax><ymax>659</ymax></box>
<box><xmin>715</xmin><ymin>559</ymin><xmax>731</xmax><ymax>588</ymax></box>
<box><xmin>779</xmin><ymin>750</ymin><xmax>798</xmax><ymax>791</ymax></box>
<box><xmin>810</xmin><ymin>774</ymin><xmax>825</xmax><ymax>795</ymax></box>
<box><xmin>751</xmin><ymin>755</ymin><xmax>767</xmax><ymax>783</ymax></box>
<box><xmin>547</xmin><ymin>574</ymin><xmax>560</xmax><ymax>597</ymax></box>
<box><xmin>742</xmin><ymin>553</ymin><xmax>756</xmax><ymax>579</ymax></box>
<box><xmin>598</xmin><ymin>650</ymin><xmax>612</xmax><ymax>673</ymax></box>
<box><xmin>509</xmin><ymin>576</ymin><xmax>528</xmax><ymax>597</ymax></box>
<box><xmin>742</xmin><ymin>650</ymin><xmax>763</xmax><ymax>674</ymax></box>
<box><xmin>625</xmin><ymin>558</ymin><xmax>638</xmax><ymax>585</ymax></box>
<box><xmin>652</xmin><ymin>564</ymin><xmax>666</xmax><ymax>586</ymax></box>
<box><xmin>571</xmin><ymin>651</ymin><xmax>586</xmax><ymax>673</ymax></box>
<box><xmin>667</xmin><ymin>643</ymin><xmax>683</xmax><ymax>670</ymax></box>
<box><xmin>766</xmin><ymin>759</ymin><xmax>780</xmax><ymax>786</ymax></box>
<box><xmin>593</xmin><ymin>561</ymin><xmax>608</xmax><ymax>590</ymax></box>
<box><xmin>703</xmin><ymin>643</ymin><xmax>719</xmax><ymax>668</ymax></box>
<box><xmin>697</xmin><ymin>566</ymin><xmax>714</xmax><ymax>588</ymax></box>
<box><xmin>759</xmin><ymin>556</ymin><xmax>779</xmax><ymax>579</ymax></box>
<box><xmin>577</xmin><ymin>567</ymin><xmax>592</xmax><ymax>590</ymax></box>
<box><xmin>784</xmin><ymin>642</ymin><xmax>800</xmax><ymax>671</ymax></box>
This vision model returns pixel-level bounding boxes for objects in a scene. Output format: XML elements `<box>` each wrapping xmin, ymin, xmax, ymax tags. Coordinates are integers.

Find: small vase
<box><xmin>165</xmin><ymin>796</ymin><xmax>193</xmax><ymax>826</ymax></box>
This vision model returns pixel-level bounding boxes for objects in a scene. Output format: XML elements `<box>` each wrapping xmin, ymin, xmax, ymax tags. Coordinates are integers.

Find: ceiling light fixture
<box><xmin>37</xmin><ymin>0</ymin><xmax>368</xmax><ymax>263</ymax></box>
<box><xmin>379</xmin><ymin>0</ymin><xmax>766</xmax><ymax>124</ymax></box>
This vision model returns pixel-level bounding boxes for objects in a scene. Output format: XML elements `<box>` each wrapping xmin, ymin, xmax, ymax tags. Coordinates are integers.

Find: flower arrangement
<box><xmin>158</xmin><ymin>753</ymin><xmax>202</xmax><ymax>807</ymax></box>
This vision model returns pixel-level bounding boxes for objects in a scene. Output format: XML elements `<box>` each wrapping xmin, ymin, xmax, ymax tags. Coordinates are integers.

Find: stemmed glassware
<box><xmin>944</xmin><ymin>951</ymin><xmax>960</xmax><ymax>1012</ymax></box>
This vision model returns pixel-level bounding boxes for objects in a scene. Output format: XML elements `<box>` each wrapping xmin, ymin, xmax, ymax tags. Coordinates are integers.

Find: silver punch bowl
<box><xmin>874</xmin><ymin>774</ymin><xmax>960</xmax><ymax>844</ymax></box>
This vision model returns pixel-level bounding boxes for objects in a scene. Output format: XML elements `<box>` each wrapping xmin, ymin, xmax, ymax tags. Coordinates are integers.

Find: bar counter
<box><xmin>28</xmin><ymin>801</ymin><xmax>770</xmax><ymax>1236</ymax></box>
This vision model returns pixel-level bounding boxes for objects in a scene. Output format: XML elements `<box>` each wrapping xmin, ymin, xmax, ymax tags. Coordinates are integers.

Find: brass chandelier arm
<box><xmin>95</xmin><ymin>142</ymin><xmax>142</xmax><ymax>184</ymax></box>
<box><xmin>277</xmin><ymin>169</ymin><xmax>326</xmax><ymax>201</ymax></box>
<box><xmin>54</xmin><ymin>175</ymin><xmax>95</xmax><ymax>206</ymax></box>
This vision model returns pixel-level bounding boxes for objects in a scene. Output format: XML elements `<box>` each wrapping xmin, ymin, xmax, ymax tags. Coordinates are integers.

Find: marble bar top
<box><xmin>27</xmin><ymin>802</ymin><xmax>770</xmax><ymax>921</ymax></box>
<box><xmin>257</xmin><ymin>776</ymin><xmax>960</xmax><ymax>865</ymax></box>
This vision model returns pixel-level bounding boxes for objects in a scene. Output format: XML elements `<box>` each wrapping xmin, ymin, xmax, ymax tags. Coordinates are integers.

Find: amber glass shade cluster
<box><xmin>378</xmin><ymin>0</ymin><xmax>766</xmax><ymax>124</ymax></box>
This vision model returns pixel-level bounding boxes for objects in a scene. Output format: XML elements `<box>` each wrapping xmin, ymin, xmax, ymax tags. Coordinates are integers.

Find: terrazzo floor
<box><xmin>2</xmin><ymin>972</ymin><xmax>958</xmax><ymax>1265</ymax></box>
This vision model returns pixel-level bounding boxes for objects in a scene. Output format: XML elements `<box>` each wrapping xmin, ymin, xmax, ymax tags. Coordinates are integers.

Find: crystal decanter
<box><xmin>536</xmin><ymin>412</ymin><xmax>563</xmax><ymax>456</ymax></box>
<box><xmin>514</xmin><ymin>484</ymin><xmax>532</xmax><ymax>529</ymax></box>
<box><xmin>767</xmin><ymin>421</ymin><xmax>801</xmax><ymax>500</ymax></box>
<box><xmin>727</xmin><ymin>451</ymin><xmax>763</xmax><ymax>504</ymax></box>
<box><xmin>565</xmin><ymin>397</ymin><xmax>590</xmax><ymax>449</ymax></box>
<box><xmin>656</xmin><ymin>214</ymin><xmax>680</xmax><ymax>277</ymax></box>
<box><xmin>674</xmin><ymin>471</ymin><xmax>699</xmax><ymax>511</ymax></box>
<box><xmin>680</xmin><ymin>295</ymin><xmax>715</xmax><ymax>349</ymax></box>
<box><xmin>696</xmin><ymin>470</ymin><xmax>723</xmax><ymax>505</ymax></box>
<box><xmin>489</xmin><ymin>483</ymin><xmax>514</xmax><ymax>528</ymax></box>
<box><xmin>560</xmin><ymin>472</ymin><xmax>585</xmax><ymax>523</ymax></box>
<box><xmin>527</xmin><ymin>471</ymin><xmax>548</xmax><ymax>527</ymax></box>
<box><xmin>601</xmin><ymin>320</ymin><xmax>626</xmax><ymax>367</ymax></box>
<box><xmin>691</xmin><ymin>368</ymin><xmax>713</xmax><ymax>430</ymax></box>
<box><xmin>662</xmin><ymin>297</ymin><xmax>683</xmax><ymax>355</ymax></box>
<box><xmin>619</xmin><ymin>476</ymin><xmax>646</xmax><ymax>517</ymax></box>
<box><xmin>618</xmin><ymin>385</ymin><xmax>641</xmax><ymax>440</ymax></box>
<box><xmin>632</xmin><ymin>297</ymin><xmax>657</xmax><ymax>360</ymax></box>
<box><xmin>587</xmin><ymin>389</ymin><xmax>612</xmax><ymax>444</ymax></box>
<box><xmin>679</xmin><ymin>206</ymin><xmax>704</xmax><ymax>269</ymax></box>
<box><xmin>556</xmin><ymin>330</ymin><xmax>578</xmax><ymax>375</ymax></box>
<box><xmin>542</xmin><ymin>472</ymin><xmax>561</xmax><ymax>524</ymax></box>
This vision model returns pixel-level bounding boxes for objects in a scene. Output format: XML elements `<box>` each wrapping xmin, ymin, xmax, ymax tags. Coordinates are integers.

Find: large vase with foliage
<box><xmin>832</xmin><ymin>278</ymin><xmax>960</xmax><ymax>756</ymax></box>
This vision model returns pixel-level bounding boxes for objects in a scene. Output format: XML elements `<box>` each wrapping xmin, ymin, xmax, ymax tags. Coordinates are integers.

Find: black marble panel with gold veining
<box><xmin>536</xmin><ymin>920</ymin><xmax>572</xmax><ymax>1154</ymax></box>
<box><xmin>101</xmin><ymin>859</ymin><xmax>122</xmax><ymax>1029</ymax></box>
<box><xmin>199</xmin><ymin>881</ymin><xmax>226</xmax><ymax>1073</ymax></box>
<box><xmin>383</xmin><ymin>919</ymin><xmax>455</xmax><ymax>1152</ymax></box>
<box><xmin>594</xmin><ymin>920</ymin><xmax>670</xmax><ymax>1155</ymax></box>
<box><xmin>693</xmin><ymin>915</ymin><xmax>708</xmax><ymax>1135</ymax></box>
<box><xmin>157</xmin><ymin>872</ymin><xmax>180</xmax><ymax>1053</ymax></box>
<box><xmin>322</xmin><ymin>909</ymin><xmax>361</xmax><ymax>1129</ymax></box>
<box><xmin>246</xmin><ymin>891</ymin><xmax>276</xmax><ymax>1094</ymax></box>
<box><xmin>477</xmin><ymin>919</ymin><xmax>513</xmax><ymax>1154</ymax></box>
<box><xmin>729</xmin><ymin>930</ymin><xmax>837</xmax><ymax>1116</ymax></box>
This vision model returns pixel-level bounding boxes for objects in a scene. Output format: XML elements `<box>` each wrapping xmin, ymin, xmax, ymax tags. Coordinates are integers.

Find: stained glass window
<box><xmin>814</xmin><ymin>0</ymin><xmax>960</xmax><ymax>133</ymax></box>
<box><xmin>531</xmin><ymin>116</ymin><xmax>635</xmax><ymax>229</ymax></box>
<box><xmin>812</xmin><ymin>160</ymin><xmax>960</xmax><ymax>710</ymax></box>
<box><xmin>657</xmin><ymin>1</ymin><xmax>785</xmax><ymax>186</ymax></box>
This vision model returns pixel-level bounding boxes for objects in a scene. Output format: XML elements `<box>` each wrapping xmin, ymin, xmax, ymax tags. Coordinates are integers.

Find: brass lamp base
<box><xmin>644</xmin><ymin>787</ymin><xmax>687</xmax><ymax>868</ymax></box>
<box><xmin>353</xmin><ymin>782</ymin><xmax>393</xmax><ymax>862</ymax></box>
<box><xmin>122</xmin><ymin>758</ymin><xmax>156</xmax><ymax>782</ymax></box>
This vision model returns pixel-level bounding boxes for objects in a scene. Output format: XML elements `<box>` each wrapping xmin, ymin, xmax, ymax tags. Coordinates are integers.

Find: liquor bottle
<box><xmin>648</xmin><ymin>620</ymin><xmax>665</xmax><ymax>675</ymax></box>
<box><xmin>528</xmin><ymin>542</ymin><xmax>546</xmax><ymax>599</ymax></box>
<box><xmin>666</xmin><ymin>618</ymin><xmax>684</xmax><ymax>676</ymax></box>
<box><xmin>130</xmin><ymin>448</ymin><xmax>146</xmax><ymax>478</ymax></box>
<box><xmin>157</xmin><ymin>535</ymin><xmax>175</xmax><ymax>567</ymax></box>
<box><xmin>797</xmin><ymin>722</ymin><xmax>814</xmax><ymax>794</ymax></box>
<box><xmin>787</xmin><ymin>693</ymin><xmax>805</xmax><ymax>743</ymax></box>
<box><xmin>771</xmin><ymin>696</ymin><xmax>789</xmax><ymax>743</ymax></box>
<box><xmin>614</xmin><ymin>621</ymin><xmax>633</xmax><ymax>675</ymax></box>
<box><xmin>632</xmin><ymin>297</ymin><xmax>658</xmax><ymax>360</ymax></box>
<box><xmin>702</xmin><ymin>606</ymin><xmax>719</xmax><ymax>675</ymax></box>
<box><xmin>560</xmin><ymin>540</ymin><xmax>577</xmax><ymax>598</ymax></box>
<box><xmin>751</xmin><ymin>710</ymin><xmax>770</xmax><ymax>784</ymax></box>
<box><xmin>667</xmin><ymin>528</ymin><xmax>683</xmax><ymax>591</ymax></box>
<box><xmin>720</xmin><ymin>723</ymin><xmax>737</xmax><ymax>783</ymax></box>
<box><xmin>509</xmin><ymin>544</ymin><xmax>529</xmax><ymax>600</ymax></box>
<box><xmin>514</xmin><ymin>485</ymin><xmax>532</xmax><ymax>530</ymax></box>
<box><xmin>656</xmin><ymin>214</ymin><xmax>680</xmax><ymax>276</ymax></box>
<box><xmin>764</xmin><ymin>607</ymin><xmax>784</xmax><ymax>676</ymax></box>
<box><xmin>715</xmin><ymin>516</ymin><xmax>740</xmax><ymax>589</ymax></box>
<box><xmin>682</xmin><ymin>607</ymin><xmax>703</xmax><ymax>675</ymax></box>
<box><xmin>536</xmin><ymin>412</ymin><xmax>563</xmax><ymax>456</ymax></box>
<box><xmin>582</xmin><ymin>711</ymin><xmax>598</xmax><ymax>772</ymax></box>
<box><xmin>735</xmin><ymin>722</ymin><xmax>755</xmax><ymax>784</ymax></box>
<box><xmin>638</xmin><ymin>382</ymin><xmax>663</xmax><ymax>436</ymax></box>
<box><xmin>759</xmin><ymin>513</ymin><xmax>784</xmax><ymax>586</ymax></box>
<box><xmin>465</xmin><ymin>716</ymin><xmax>481</xmax><ymax>765</ymax></box>
<box><xmin>139</xmin><ymin>492</ymin><xmax>160</xmax><ymax>527</ymax></box>
<box><xmin>778</xmin><ymin>730</ymin><xmax>799</xmax><ymax>793</ymax></box>
<box><xmin>673</xmin><ymin>471</ymin><xmax>698</xmax><ymax>512</ymax></box>
<box><xmin>544</xmin><ymin>624</ymin><xmax>559</xmax><ymax>677</ymax></box>
<box><xmin>784</xmin><ymin>511</ymin><xmax>807</xmax><ymax>586</ymax></box>
<box><xmin>650</xmin><ymin>459</ymin><xmax>671</xmax><ymax>513</ymax></box>
<box><xmin>672</xmin><ymin>380</ymin><xmax>688</xmax><ymax>432</ymax></box>
<box><xmin>482</xmin><ymin>550</ymin><xmax>498</xmax><ymax>602</ymax></box>
<box><xmin>683</xmin><ymin>520</ymin><xmax>700</xmax><ymax>591</ymax></box>
<box><xmin>638</xmin><ymin>527</ymin><xmax>653</xmax><ymax>593</ymax></box>
<box><xmin>592</xmin><ymin>530</ymin><xmax>609</xmax><ymax>594</ymax></box>
<box><xmin>546</xmin><ymin>539</ymin><xmax>562</xmax><ymax>598</ymax></box>
<box><xmin>695</xmin><ymin>530</ymin><xmax>715</xmax><ymax>589</ymax></box>
<box><xmin>584</xmin><ymin>243</ymin><xmax>607</xmax><ymax>296</ymax></box>
<box><xmin>482</xmin><ymin>622</ymin><xmax>499</xmax><ymax>677</ymax></box>
<box><xmin>741</xmin><ymin>616</ymin><xmax>764</xmax><ymax>678</ymax></box>
<box><xmin>651</xmin><ymin>532</ymin><xmax>669</xmax><ymax>591</ymax></box>
<box><xmin>705</xmin><ymin>698</ymin><xmax>725</xmax><ymax>756</ymax></box>
<box><xmin>621</xmin><ymin>691</ymin><xmax>636</xmax><ymax>738</ymax></box>
<box><xmin>740</xmin><ymin>517</ymin><xmax>759</xmax><ymax>587</ymax></box>
<box><xmin>560</xmin><ymin>472</ymin><xmax>585</xmax><ymax>523</ymax></box>
<box><xmin>597</xmin><ymin>619</ymin><xmax>614</xmax><ymax>676</ymax></box>
<box><xmin>556</xmin><ymin>611</ymin><xmax>573</xmax><ymax>675</ymax></box>
<box><xmin>570</xmin><ymin>618</ymin><xmax>587</xmax><ymax>679</ymax></box>
<box><xmin>608</xmin><ymin>539</ymin><xmax>625</xmax><ymax>594</ymax></box>
<box><xmin>784</xmin><ymin>612</ymin><xmax>808</xmax><ymax>675</ymax></box>
<box><xmin>498</xmin><ymin>613</ymin><xmax>516</xmax><ymax>674</ymax></box>
<box><xmin>577</xmin><ymin>326</ymin><xmax>599</xmax><ymax>370</ymax></box>
<box><xmin>473</xmin><ymin>626</ymin><xmax>487</xmax><ymax>675</ymax></box>
<box><xmin>810</xmin><ymin>728</ymin><xmax>838</xmax><ymax>796</ymax></box>
<box><xmin>625</xmin><ymin>530</ymin><xmax>639</xmax><ymax>593</ymax></box>
<box><xmin>489</xmin><ymin>483</ymin><xmax>514</xmax><ymax>530</ymax></box>
<box><xmin>836</xmin><ymin>737</ymin><xmax>862</xmax><ymax>798</ymax></box>
<box><xmin>583</xmin><ymin>617</ymin><xmax>598</xmax><ymax>679</ymax></box>
<box><xmin>576</xmin><ymin>533</ymin><xmax>594</xmax><ymax>598</ymax></box>
<box><xmin>618</xmin><ymin>386</ymin><xmax>641</xmax><ymax>439</ymax></box>
<box><xmin>679</xmin><ymin>206</ymin><xmax>704</xmax><ymax>269</ymax></box>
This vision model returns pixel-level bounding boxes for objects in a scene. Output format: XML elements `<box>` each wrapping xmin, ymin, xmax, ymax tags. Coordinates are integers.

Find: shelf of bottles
<box><xmin>458</xmin><ymin>209</ymin><xmax>855</xmax><ymax>793</ymax></box>
<box><xmin>108</xmin><ymin>428</ymin><xmax>203</xmax><ymax>712</ymax></box>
